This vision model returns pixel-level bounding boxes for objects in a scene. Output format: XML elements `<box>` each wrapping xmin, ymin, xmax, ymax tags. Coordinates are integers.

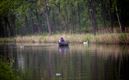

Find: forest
<box><xmin>0</xmin><ymin>0</ymin><xmax>129</xmax><ymax>37</ymax></box>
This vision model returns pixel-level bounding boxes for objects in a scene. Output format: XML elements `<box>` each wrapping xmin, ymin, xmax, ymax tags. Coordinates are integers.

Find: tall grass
<box><xmin>95</xmin><ymin>33</ymin><xmax>129</xmax><ymax>44</ymax></box>
<box><xmin>0</xmin><ymin>33</ymin><xmax>129</xmax><ymax>44</ymax></box>
<box><xmin>15</xmin><ymin>33</ymin><xmax>94</xmax><ymax>43</ymax></box>
<box><xmin>0</xmin><ymin>38</ymin><xmax>15</xmax><ymax>44</ymax></box>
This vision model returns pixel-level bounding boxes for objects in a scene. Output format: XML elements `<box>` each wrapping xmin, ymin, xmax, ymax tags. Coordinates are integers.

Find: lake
<box><xmin>0</xmin><ymin>43</ymin><xmax>129</xmax><ymax>80</ymax></box>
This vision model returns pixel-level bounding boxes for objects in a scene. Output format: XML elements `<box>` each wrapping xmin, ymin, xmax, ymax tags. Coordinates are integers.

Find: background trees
<box><xmin>0</xmin><ymin>0</ymin><xmax>129</xmax><ymax>37</ymax></box>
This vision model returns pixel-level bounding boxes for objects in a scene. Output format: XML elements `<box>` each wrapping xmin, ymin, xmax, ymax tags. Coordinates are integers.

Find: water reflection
<box><xmin>0</xmin><ymin>44</ymin><xmax>16</xmax><ymax>62</ymax></box>
<box><xmin>0</xmin><ymin>44</ymin><xmax>129</xmax><ymax>80</ymax></box>
<box><xmin>58</xmin><ymin>46</ymin><xmax>69</xmax><ymax>54</ymax></box>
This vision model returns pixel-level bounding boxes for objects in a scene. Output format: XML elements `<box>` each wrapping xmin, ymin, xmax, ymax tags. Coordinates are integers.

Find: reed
<box><xmin>95</xmin><ymin>33</ymin><xmax>129</xmax><ymax>44</ymax></box>
<box><xmin>0</xmin><ymin>33</ymin><xmax>129</xmax><ymax>44</ymax></box>
<box><xmin>15</xmin><ymin>33</ymin><xmax>94</xmax><ymax>43</ymax></box>
<box><xmin>0</xmin><ymin>38</ymin><xmax>15</xmax><ymax>43</ymax></box>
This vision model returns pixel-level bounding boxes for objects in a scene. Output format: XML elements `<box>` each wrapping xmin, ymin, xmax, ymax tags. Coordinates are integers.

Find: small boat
<box><xmin>58</xmin><ymin>37</ymin><xmax>69</xmax><ymax>47</ymax></box>
<box><xmin>58</xmin><ymin>42</ymin><xmax>69</xmax><ymax>47</ymax></box>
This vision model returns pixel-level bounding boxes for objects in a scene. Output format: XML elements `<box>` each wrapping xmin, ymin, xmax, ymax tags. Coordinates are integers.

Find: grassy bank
<box><xmin>0</xmin><ymin>33</ymin><xmax>129</xmax><ymax>44</ymax></box>
<box><xmin>95</xmin><ymin>33</ymin><xmax>129</xmax><ymax>44</ymax></box>
<box><xmin>15</xmin><ymin>34</ymin><xmax>94</xmax><ymax>43</ymax></box>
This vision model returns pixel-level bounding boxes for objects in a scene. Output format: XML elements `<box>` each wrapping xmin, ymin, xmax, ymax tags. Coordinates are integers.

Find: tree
<box><xmin>88</xmin><ymin>0</ymin><xmax>97</xmax><ymax>35</ymax></box>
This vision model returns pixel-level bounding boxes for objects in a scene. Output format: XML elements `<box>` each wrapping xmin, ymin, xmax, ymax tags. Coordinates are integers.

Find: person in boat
<box><xmin>59</xmin><ymin>37</ymin><xmax>65</xmax><ymax>43</ymax></box>
<box><xmin>58</xmin><ymin>37</ymin><xmax>69</xmax><ymax>46</ymax></box>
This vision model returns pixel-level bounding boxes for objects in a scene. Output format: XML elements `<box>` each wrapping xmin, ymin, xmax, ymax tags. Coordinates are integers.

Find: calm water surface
<box><xmin>1</xmin><ymin>44</ymin><xmax>129</xmax><ymax>80</ymax></box>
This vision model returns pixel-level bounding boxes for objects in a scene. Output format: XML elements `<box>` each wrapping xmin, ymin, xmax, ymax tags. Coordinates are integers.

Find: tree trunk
<box><xmin>88</xmin><ymin>0</ymin><xmax>97</xmax><ymax>35</ymax></box>
<box><xmin>115</xmin><ymin>6</ymin><xmax>122</xmax><ymax>32</ymax></box>
<box><xmin>109</xmin><ymin>0</ymin><xmax>114</xmax><ymax>32</ymax></box>
<box><xmin>10</xmin><ymin>14</ymin><xmax>16</xmax><ymax>36</ymax></box>
<box><xmin>77</xmin><ymin>3</ymin><xmax>81</xmax><ymax>29</ymax></box>
<box><xmin>45</xmin><ymin>0</ymin><xmax>52</xmax><ymax>35</ymax></box>
<box><xmin>4</xmin><ymin>17</ymin><xmax>10</xmax><ymax>37</ymax></box>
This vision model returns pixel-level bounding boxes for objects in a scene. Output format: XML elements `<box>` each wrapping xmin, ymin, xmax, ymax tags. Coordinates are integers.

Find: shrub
<box><xmin>0</xmin><ymin>58</ymin><xmax>20</xmax><ymax>80</ymax></box>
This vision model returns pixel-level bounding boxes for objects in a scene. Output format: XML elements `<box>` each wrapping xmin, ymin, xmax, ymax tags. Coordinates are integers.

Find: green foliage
<box><xmin>0</xmin><ymin>0</ymin><xmax>116</xmax><ymax>34</ymax></box>
<box><xmin>0</xmin><ymin>0</ymin><xmax>23</xmax><ymax>16</ymax></box>
<box><xmin>1</xmin><ymin>0</ymin><xmax>129</xmax><ymax>36</ymax></box>
<box><xmin>0</xmin><ymin>0</ymin><xmax>11</xmax><ymax>16</ymax></box>
<box><xmin>0</xmin><ymin>59</ymin><xmax>20</xmax><ymax>80</ymax></box>
<box><xmin>119</xmin><ymin>33</ymin><xmax>128</xmax><ymax>44</ymax></box>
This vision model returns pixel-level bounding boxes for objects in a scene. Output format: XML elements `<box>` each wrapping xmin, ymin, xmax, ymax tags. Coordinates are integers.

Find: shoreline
<box><xmin>0</xmin><ymin>33</ymin><xmax>129</xmax><ymax>45</ymax></box>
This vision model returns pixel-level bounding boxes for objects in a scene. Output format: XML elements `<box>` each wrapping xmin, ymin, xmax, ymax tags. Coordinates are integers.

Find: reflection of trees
<box><xmin>0</xmin><ymin>44</ymin><xmax>16</xmax><ymax>63</ymax></box>
<box><xmin>0</xmin><ymin>44</ymin><xmax>10</xmax><ymax>60</ymax></box>
<box><xmin>118</xmin><ymin>54</ymin><xmax>129</xmax><ymax>80</ymax></box>
<box><xmin>13</xmin><ymin>45</ymin><xmax>129</xmax><ymax>80</ymax></box>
